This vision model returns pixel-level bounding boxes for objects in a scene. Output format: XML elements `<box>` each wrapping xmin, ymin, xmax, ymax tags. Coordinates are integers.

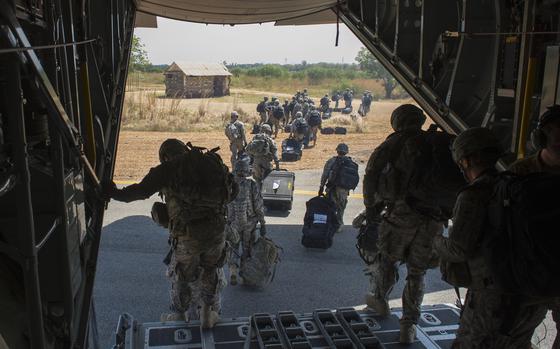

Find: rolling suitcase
<box><xmin>341</xmin><ymin>107</ymin><xmax>353</xmax><ymax>114</ymax></box>
<box><xmin>261</xmin><ymin>170</ymin><xmax>295</xmax><ymax>211</ymax></box>
<box><xmin>281</xmin><ymin>138</ymin><xmax>302</xmax><ymax>161</ymax></box>
<box><xmin>301</xmin><ymin>196</ymin><xmax>339</xmax><ymax>249</ymax></box>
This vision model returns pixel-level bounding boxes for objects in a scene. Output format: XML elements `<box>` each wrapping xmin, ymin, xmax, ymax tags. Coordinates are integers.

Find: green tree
<box><xmin>355</xmin><ymin>47</ymin><xmax>398</xmax><ymax>99</ymax></box>
<box><xmin>130</xmin><ymin>35</ymin><xmax>150</xmax><ymax>71</ymax></box>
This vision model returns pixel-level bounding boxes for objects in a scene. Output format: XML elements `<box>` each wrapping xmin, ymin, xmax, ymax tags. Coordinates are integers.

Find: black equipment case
<box><xmin>281</xmin><ymin>138</ymin><xmax>302</xmax><ymax>161</ymax></box>
<box><xmin>261</xmin><ymin>170</ymin><xmax>295</xmax><ymax>210</ymax></box>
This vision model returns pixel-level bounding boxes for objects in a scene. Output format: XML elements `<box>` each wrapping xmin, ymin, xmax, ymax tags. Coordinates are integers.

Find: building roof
<box><xmin>166</xmin><ymin>62</ymin><xmax>232</xmax><ymax>77</ymax></box>
<box><xmin>135</xmin><ymin>0</ymin><xmax>337</xmax><ymax>26</ymax></box>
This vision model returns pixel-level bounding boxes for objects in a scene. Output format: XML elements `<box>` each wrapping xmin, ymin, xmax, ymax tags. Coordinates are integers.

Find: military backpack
<box><xmin>483</xmin><ymin>172</ymin><xmax>560</xmax><ymax>297</ymax></box>
<box><xmin>172</xmin><ymin>143</ymin><xmax>238</xmax><ymax>211</ymax></box>
<box><xmin>246</xmin><ymin>135</ymin><xmax>270</xmax><ymax>157</ymax></box>
<box><xmin>239</xmin><ymin>235</ymin><xmax>282</xmax><ymax>288</ymax></box>
<box><xmin>328</xmin><ymin>157</ymin><xmax>360</xmax><ymax>190</ymax></box>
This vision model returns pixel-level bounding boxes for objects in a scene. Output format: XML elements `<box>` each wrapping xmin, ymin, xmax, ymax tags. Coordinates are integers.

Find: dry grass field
<box><xmin>114</xmin><ymin>98</ymin><xmax>414</xmax><ymax>181</ymax></box>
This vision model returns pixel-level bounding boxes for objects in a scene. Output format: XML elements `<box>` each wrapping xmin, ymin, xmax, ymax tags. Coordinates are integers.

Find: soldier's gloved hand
<box><xmin>318</xmin><ymin>186</ymin><xmax>324</xmax><ymax>197</ymax></box>
<box><xmin>259</xmin><ymin>224</ymin><xmax>267</xmax><ymax>237</ymax></box>
<box><xmin>102</xmin><ymin>181</ymin><xmax>117</xmax><ymax>201</ymax></box>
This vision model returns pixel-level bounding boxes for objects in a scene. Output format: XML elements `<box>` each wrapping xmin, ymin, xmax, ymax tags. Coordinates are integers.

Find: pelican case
<box><xmin>261</xmin><ymin>170</ymin><xmax>295</xmax><ymax>211</ymax></box>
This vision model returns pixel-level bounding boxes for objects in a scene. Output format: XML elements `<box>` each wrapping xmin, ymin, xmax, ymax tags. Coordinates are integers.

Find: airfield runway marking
<box><xmin>114</xmin><ymin>180</ymin><xmax>364</xmax><ymax>199</ymax></box>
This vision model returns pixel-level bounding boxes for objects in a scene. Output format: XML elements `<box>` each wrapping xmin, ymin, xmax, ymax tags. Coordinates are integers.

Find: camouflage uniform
<box><xmin>186</xmin><ymin>267</ymin><xmax>227</xmax><ymax>320</ymax></box>
<box><xmin>370</xmin><ymin>201</ymin><xmax>442</xmax><ymax>323</ymax></box>
<box><xmin>109</xmin><ymin>151</ymin><xmax>228</xmax><ymax>324</ymax></box>
<box><xmin>226</xmin><ymin>175</ymin><xmax>265</xmax><ymax>281</ymax></box>
<box><xmin>433</xmin><ymin>170</ymin><xmax>547</xmax><ymax>348</ymax></box>
<box><xmin>225</xmin><ymin>119</ymin><xmax>247</xmax><ymax>168</ymax></box>
<box><xmin>249</xmin><ymin>133</ymin><xmax>279</xmax><ymax>185</ymax></box>
<box><xmin>509</xmin><ymin>151</ymin><xmax>560</xmax><ymax>349</ymax></box>
<box><xmin>290</xmin><ymin>116</ymin><xmax>307</xmax><ymax>145</ymax></box>
<box><xmin>292</xmin><ymin>102</ymin><xmax>302</xmax><ymax>121</ymax></box>
<box><xmin>270</xmin><ymin>104</ymin><xmax>285</xmax><ymax>138</ymax></box>
<box><xmin>320</xmin><ymin>155</ymin><xmax>351</xmax><ymax>229</ymax></box>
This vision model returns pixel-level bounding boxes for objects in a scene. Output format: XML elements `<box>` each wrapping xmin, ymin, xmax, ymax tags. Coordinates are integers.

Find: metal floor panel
<box><xmin>123</xmin><ymin>304</ymin><xmax>460</xmax><ymax>349</ymax></box>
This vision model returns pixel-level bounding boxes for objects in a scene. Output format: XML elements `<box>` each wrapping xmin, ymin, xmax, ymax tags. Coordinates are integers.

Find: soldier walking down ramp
<box><xmin>225</xmin><ymin>111</ymin><xmax>247</xmax><ymax>168</ymax></box>
<box><xmin>269</xmin><ymin>100</ymin><xmax>285</xmax><ymax>138</ymax></box>
<box><xmin>104</xmin><ymin>139</ymin><xmax>237</xmax><ymax>329</ymax></box>
<box><xmin>246</xmin><ymin>124</ymin><xmax>280</xmax><ymax>186</ymax></box>
<box><xmin>508</xmin><ymin>105</ymin><xmax>560</xmax><ymax>349</ymax></box>
<box><xmin>434</xmin><ymin>128</ymin><xmax>547</xmax><ymax>348</ymax></box>
<box><xmin>363</xmin><ymin>104</ymin><xmax>445</xmax><ymax>344</ymax></box>
<box><xmin>319</xmin><ymin>143</ymin><xmax>358</xmax><ymax>233</ymax></box>
<box><xmin>226</xmin><ymin>160</ymin><xmax>266</xmax><ymax>286</ymax></box>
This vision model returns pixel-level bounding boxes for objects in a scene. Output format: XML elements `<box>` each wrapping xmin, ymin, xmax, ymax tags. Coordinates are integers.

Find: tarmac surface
<box><xmin>94</xmin><ymin>168</ymin><xmax>555</xmax><ymax>348</ymax></box>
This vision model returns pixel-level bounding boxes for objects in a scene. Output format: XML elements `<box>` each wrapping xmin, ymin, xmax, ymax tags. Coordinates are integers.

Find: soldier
<box><xmin>509</xmin><ymin>105</ymin><xmax>560</xmax><ymax>349</ymax></box>
<box><xmin>288</xmin><ymin>97</ymin><xmax>297</xmax><ymax>123</ymax></box>
<box><xmin>257</xmin><ymin>96</ymin><xmax>269</xmax><ymax>125</ymax></box>
<box><xmin>269</xmin><ymin>100</ymin><xmax>285</xmax><ymax>138</ymax></box>
<box><xmin>433</xmin><ymin>127</ymin><xmax>547</xmax><ymax>348</ymax></box>
<box><xmin>332</xmin><ymin>91</ymin><xmax>341</xmax><ymax>109</ymax></box>
<box><xmin>246</xmin><ymin>124</ymin><xmax>280</xmax><ymax>186</ymax></box>
<box><xmin>292</xmin><ymin>99</ymin><xmax>303</xmax><ymax>123</ymax></box>
<box><xmin>363</xmin><ymin>104</ymin><xmax>443</xmax><ymax>344</ymax></box>
<box><xmin>343</xmin><ymin>88</ymin><xmax>353</xmax><ymax>108</ymax></box>
<box><xmin>290</xmin><ymin>111</ymin><xmax>309</xmax><ymax>147</ymax></box>
<box><xmin>302</xmin><ymin>99</ymin><xmax>311</xmax><ymax>119</ymax></box>
<box><xmin>104</xmin><ymin>139</ymin><xmax>235</xmax><ymax>329</ymax></box>
<box><xmin>320</xmin><ymin>93</ymin><xmax>330</xmax><ymax>113</ymax></box>
<box><xmin>225</xmin><ymin>111</ymin><xmax>247</xmax><ymax>168</ymax></box>
<box><xmin>306</xmin><ymin>105</ymin><xmax>322</xmax><ymax>147</ymax></box>
<box><xmin>226</xmin><ymin>160</ymin><xmax>266</xmax><ymax>285</ymax></box>
<box><xmin>360</xmin><ymin>91</ymin><xmax>373</xmax><ymax>116</ymax></box>
<box><xmin>319</xmin><ymin>143</ymin><xmax>352</xmax><ymax>232</ymax></box>
<box><xmin>302</xmin><ymin>88</ymin><xmax>309</xmax><ymax>98</ymax></box>
<box><xmin>282</xmin><ymin>99</ymin><xmax>291</xmax><ymax>127</ymax></box>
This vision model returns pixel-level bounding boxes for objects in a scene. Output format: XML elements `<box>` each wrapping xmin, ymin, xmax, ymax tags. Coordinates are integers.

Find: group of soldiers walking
<box><xmin>103</xmin><ymin>94</ymin><xmax>559</xmax><ymax>348</ymax></box>
<box><xmin>359</xmin><ymin>104</ymin><xmax>560</xmax><ymax>347</ymax></box>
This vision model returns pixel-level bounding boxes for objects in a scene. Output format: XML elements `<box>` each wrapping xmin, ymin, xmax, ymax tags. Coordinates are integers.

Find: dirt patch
<box><xmin>114</xmin><ymin>100</ymin><xmax>409</xmax><ymax>181</ymax></box>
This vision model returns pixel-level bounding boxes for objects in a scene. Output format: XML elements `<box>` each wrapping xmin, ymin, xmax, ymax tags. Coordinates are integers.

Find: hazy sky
<box><xmin>134</xmin><ymin>17</ymin><xmax>364</xmax><ymax>65</ymax></box>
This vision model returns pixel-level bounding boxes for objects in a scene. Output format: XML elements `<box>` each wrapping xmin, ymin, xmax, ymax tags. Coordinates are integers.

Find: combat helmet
<box><xmin>261</xmin><ymin>124</ymin><xmax>272</xmax><ymax>134</ymax></box>
<box><xmin>451</xmin><ymin>127</ymin><xmax>503</xmax><ymax>163</ymax></box>
<box><xmin>159</xmin><ymin>138</ymin><xmax>186</xmax><ymax>163</ymax></box>
<box><xmin>295</xmin><ymin>111</ymin><xmax>303</xmax><ymax>118</ymax></box>
<box><xmin>234</xmin><ymin>158</ymin><xmax>251</xmax><ymax>177</ymax></box>
<box><xmin>336</xmin><ymin>143</ymin><xmax>349</xmax><ymax>155</ymax></box>
<box><xmin>390</xmin><ymin>104</ymin><xmax>426</xmax><ymax>131</ymax></box>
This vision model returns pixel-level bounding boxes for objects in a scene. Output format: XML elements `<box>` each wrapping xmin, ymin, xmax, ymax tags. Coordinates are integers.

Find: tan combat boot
<box><xmin>399</xmin><ymin>323</ymin><xmax>416</xmax><ymax>344</ymax></box>
<box><xmin>200</xmin><ymin>304</ymin><xmax>220</xmax><ymax>329</ymax></box>
<box><xmin>365</xmin><ymin>292</ymin><xmax>390</xmax><ymax>317</ymax></box>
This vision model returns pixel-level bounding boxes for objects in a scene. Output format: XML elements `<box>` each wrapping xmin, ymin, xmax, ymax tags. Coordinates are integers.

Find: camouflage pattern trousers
<box><xmin>326</xmin><ymin>187</ymin><xmax>349</xmax><ymax>228</ymax></box>
<box><xmin>452</xmin><ymin>289</ymin><xmax>547</xmax><ymax>349</ymax></box>
<box><xmin>226</xmin><ymin>221</ymin><xmax>257</xmax><ymax>271</ymax></box>
<box><xmin>270</xmin><ymin>117</ymin><xmax>283</xmax><ymax>138</ymax></box>
<box><xmin>167</xmin><ymin>228</ymin><xmax>226</xmax><ymax>314</ymax></box>
<box><xmin>229</xmin><ymin>139</ymin><xmax>245</xmax><ymax>169</ymax></box>
<box><xmin>368</xmin><ymin>201</ymin><xmax>442</xmax><ymax>325</ymax></box>
<box><xmin>185</xmin><ymin>268</ymin><xmax>227</xmax><ymax>320</ymax></box>
<box><xmin>259</xmin><ymin>111</ymin><xmax>268</xmax><ymax>125</ymax></box>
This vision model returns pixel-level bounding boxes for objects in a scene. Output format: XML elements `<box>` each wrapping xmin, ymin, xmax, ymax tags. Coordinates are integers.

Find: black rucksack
<box><xmin>295</xmin><ymin>120</ymin><xmax>309</xmax><ymax>134</ymax></box>
<box><xmin>272</xmin><ymin>106</ymin><xmax>284</xmax><ymax>119</ymax></box>
<box><xmin>321</xmin><ymin>127</ymin><xmax>334</xmax><ymax>135</ymax></box>
<box><xmin>257</xmin><ymin>101</ymin><xmax>266</xmax><ymax>113</ymax></box>
<box><xmin>406</xmin><ymin>128</ymin><xmax>466</xmax><ymax>219</ymax></box>
<box><xmin>301</xmin><ymin>196</ymin><xmax>339</xmax><ymax>249</ymax></box>
<box><xmin>484</xmin><ymin>172</ymin><xmax>560</xmax><ymax>298</ymax></box>
<box><xmin>308</xmin><ymin>112</ymin><xmax>322</xmax><ymax>127</ymax></box>
<box><xmin>329</xmin><ymin>157</ymin><xmax>360</xmax><ymax>190</ymax></box>
<box><xmin>334</xmin><ymin>127</ymin><xmax>347</xmax><ymax>135</ymax></box>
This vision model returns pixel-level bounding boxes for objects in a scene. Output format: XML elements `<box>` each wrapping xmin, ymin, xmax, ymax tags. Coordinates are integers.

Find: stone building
<box><xmin>164</xmin><ymin>62</ymin><xmax>232</xmax><ymax>98</ymax></box>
